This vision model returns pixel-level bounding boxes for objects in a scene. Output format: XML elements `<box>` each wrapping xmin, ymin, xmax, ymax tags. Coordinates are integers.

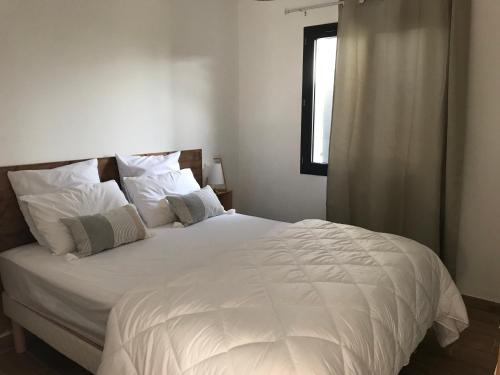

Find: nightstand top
<box><xmin>215</xmin><ymin>190</ymin><xmax>232</xmax><ymax>197</ymax></box>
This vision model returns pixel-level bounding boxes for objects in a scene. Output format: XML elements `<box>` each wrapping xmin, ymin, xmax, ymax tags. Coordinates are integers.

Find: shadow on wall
<box><xmin>169</xmin><ymin>0</ymin><xmax>238</xmax><ymax>190</ymax></box>
<box><xmin>0</xmin><ymin>0</ymin><xmax>239</xmax><ymax>192</ymax></box>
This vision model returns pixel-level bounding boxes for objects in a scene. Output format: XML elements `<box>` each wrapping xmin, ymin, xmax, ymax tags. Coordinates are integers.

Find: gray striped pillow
<box><xmin>166</xmin><ymin>186</ymin><xmax>224</xmax><ymax>226</ymax></box>
<box><xmin>61</xmin><ymin>204</ymin><xmax>149</xmax><ymax>258</ymax></box>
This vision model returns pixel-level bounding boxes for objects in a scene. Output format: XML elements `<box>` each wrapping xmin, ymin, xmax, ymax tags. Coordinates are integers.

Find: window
<box><xmin>300</xmin><ymin>23</ymin><xmax>338</xmax><ymax>176</ymax></box>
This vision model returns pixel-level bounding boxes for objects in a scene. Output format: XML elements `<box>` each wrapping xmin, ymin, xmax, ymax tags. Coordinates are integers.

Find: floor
<box><xmin>0</xmin><ymin>297</ymin><xmax>497</xmax><ymax>375</ymax></box>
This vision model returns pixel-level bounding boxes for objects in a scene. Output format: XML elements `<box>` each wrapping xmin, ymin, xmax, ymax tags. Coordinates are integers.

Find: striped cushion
<box><xmin>166</xmin><ymin>186</ymin><xmax>224</xmax><ymax>226</ymax></box>
<box><xmin>61</xmin><ymin>204</ymin><xmax>149</xmax><ymax>258</ymax></box>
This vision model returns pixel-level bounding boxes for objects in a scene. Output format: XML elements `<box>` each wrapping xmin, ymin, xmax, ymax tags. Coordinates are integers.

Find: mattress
<box><xmin>0</xmin><ymin>214</ymin><xmax>285</xmax><ymax>346</ymax></box>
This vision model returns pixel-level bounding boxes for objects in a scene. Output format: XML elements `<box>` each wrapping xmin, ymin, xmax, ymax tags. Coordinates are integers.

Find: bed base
<box><xmin>2</xmin><ymin>292</ymin><xmax>102</xmax><ymax>373</ymax></box>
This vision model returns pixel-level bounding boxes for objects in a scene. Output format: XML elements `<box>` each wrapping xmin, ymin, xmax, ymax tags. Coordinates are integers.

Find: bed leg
<box><xmin>12</xmin><ymin>321</ymin><xmax>26</xmax><ymax>354</ymax></box>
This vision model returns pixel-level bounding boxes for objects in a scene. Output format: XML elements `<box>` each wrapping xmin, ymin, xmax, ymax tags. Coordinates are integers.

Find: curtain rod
<box><xmin>284</xmin><ymin>1</ymin><xmax>344</xmax><ymax>15</ymax></box>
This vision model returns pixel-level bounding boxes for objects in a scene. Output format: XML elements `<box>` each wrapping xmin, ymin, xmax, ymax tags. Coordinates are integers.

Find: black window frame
<box><xmin>300</xmin><ymin>23</ymin><xmax>338</xmax><ymax>176</ymax></box>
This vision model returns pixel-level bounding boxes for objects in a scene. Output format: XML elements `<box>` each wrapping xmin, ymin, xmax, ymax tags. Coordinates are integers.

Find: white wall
<box><xmin>456</xmin><ymin>0</ymin><xmax>500</xmax><ymax>303</ymax></box>
<box><xmin>237</xmin><ymin>0</ymin><xmax>338</xmax><ymax>222</ymax></box>
<box><xmin>169</xmin><ymin>0</ymin><xmax>238</xmax><ymax>188</ymax></box>
<box><xmin>0</xmin><ymin>0</ymin><xmax>238</xmax><ymax>187</ymax></box>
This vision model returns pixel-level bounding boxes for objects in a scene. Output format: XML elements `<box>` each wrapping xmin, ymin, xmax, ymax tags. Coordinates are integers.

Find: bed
<box><xmin>0</xmin><ymin>150</ymin><xmax>469</xmax><ymax>375</ymax></box>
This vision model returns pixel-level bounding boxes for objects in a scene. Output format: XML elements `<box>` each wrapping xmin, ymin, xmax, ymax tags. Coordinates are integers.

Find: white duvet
<box><xmin>98</xmin><ymin>220</ymin><xmax>468</xmax><ymax>375</ymax></box>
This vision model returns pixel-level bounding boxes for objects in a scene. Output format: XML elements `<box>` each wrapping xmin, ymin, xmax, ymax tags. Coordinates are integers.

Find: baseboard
<box><xmin>462</xmin><ymin>294</ymin><xmax>500</xmax><ymax>315</ymax></box>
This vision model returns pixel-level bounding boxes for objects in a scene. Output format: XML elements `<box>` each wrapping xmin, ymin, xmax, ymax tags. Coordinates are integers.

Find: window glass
<box><xmin>300</xmin><ymin>23</ymin><xmax>338</xmax><ymax>176</ymax></box>
<box><xmin>312</xmin><ymin>37</ymin><xmax>337</xmax><ymax>164</ymax></box>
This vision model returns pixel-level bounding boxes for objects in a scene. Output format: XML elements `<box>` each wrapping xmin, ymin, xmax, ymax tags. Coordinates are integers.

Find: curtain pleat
<box><xmin>326</xmin><ymin>0</ymin><xmax>470</xmax><ymax>274</ymax></box>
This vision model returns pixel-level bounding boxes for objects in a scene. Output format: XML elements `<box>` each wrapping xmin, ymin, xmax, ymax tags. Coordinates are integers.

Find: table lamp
<box><xmin>207</xmin><ymin>157</ymin><xmax>226</xmax><ymax>193</ymax></box>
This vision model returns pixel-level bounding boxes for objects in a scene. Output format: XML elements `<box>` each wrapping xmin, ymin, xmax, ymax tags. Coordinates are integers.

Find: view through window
<box><xmin>300</xmin><ymin>23</ymin><xmax>338</xmax><ymax>176</ymax></box>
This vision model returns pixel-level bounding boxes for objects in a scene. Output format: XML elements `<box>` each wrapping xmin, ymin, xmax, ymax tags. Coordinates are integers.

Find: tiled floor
<box><xmin>0</xmin><ymin>296</ymin><xmax>498</xmax><ymax>375</ymax></box>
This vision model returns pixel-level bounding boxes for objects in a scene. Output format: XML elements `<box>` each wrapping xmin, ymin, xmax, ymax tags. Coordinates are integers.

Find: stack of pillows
<box><xmin>8</xmin><ymin>152</ymin><xmax>225</xmax><ymax>259</ymax></box>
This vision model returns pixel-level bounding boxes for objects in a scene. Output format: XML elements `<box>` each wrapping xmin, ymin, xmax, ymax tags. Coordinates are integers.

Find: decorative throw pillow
<box><xmin>61</xmin><ymin>204</ymin><xmax>149</xmax><ymax>258</ymax></box>
<box><xmin>166</xmin><ymin>186</ymin><xmax>224</xmax><ymax>226</ymax></box>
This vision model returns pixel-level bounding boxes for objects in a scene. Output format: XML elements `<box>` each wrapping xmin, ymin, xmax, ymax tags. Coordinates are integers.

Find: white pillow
<box><xmin>115</xmin><ymin>152</ymin><xmax>181</xmax><ymax>178</ymax></box>
<box><xmin>123</xmin><ymin>169</ymin><xmax>200</xmax><ymax>227</ymax></box>
<box><xmin>7</xmin><ymin>159</ymin><xmax>100</xmax><ymax>246</ymax></box>
<box><xmin>21</xmin><ymin>181</ymin><xmax>128</xmax><ymax>255</ymax></box>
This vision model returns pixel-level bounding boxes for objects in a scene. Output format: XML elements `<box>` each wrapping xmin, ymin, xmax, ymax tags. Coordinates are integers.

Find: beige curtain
<box><xmin>326</xmin><ymin>0</ymin><xmax>470</xmax><ymax>275</ymax></box>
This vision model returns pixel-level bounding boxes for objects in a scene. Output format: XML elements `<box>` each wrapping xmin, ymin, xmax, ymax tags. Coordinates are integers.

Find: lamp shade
<box><xmin>207</xmin><ymin>159</ymin><xmax>226</xmax><ymax>190</ymax></box>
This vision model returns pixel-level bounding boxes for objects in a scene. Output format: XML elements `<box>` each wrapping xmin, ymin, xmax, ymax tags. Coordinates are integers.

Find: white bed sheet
<box><xmin>0</xmin><ymin>214</ymin><xmax>285</xmax><ymax>346</ymax></box>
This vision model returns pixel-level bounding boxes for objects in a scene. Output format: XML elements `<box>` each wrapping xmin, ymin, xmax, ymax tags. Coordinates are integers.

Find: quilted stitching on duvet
<box><xmin>98</xmin><ymin>220</ymin><xmax>468</xmax><ymax>375</ymax></box>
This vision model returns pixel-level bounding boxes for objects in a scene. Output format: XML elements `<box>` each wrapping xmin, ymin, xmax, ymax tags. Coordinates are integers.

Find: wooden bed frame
<box><xmin>0</xmin><ymin>149</ymin><xmax>203</xmax><ymax>373</ymax></box>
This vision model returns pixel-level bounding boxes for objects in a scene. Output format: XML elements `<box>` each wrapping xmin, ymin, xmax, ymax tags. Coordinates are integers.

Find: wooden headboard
<box><xmin>0</xmin><ymin>149</ymin><xmax>202</xmax><ymax>252</ymax></box>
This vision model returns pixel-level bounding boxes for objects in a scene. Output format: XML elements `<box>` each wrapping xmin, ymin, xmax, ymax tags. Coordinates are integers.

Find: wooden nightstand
<box><xmin>216</xmin><ymin>190</ymin><xmax>233</xmax><ymax>210</ymax></box>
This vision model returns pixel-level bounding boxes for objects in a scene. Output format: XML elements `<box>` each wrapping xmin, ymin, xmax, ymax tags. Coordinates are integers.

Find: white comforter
<box><xmin>98</xmin><ymin>220</ymin><xmax>468</xmax><ymax>375</ymax></box>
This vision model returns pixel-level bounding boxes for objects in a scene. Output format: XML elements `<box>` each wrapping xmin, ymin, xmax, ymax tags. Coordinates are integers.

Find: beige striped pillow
<box><xmin>166</xmin><ymin>186</ymin><xmax>224</xmax><ymax>226</ymax></box>
<box><xmin>61</xmin><ymin>204</ymin><xmax>149</xmax><ymax>258</ymax></box>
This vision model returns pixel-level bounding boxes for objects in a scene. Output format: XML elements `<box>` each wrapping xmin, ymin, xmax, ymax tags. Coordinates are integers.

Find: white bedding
<box><xmin>98</xmin><ymin>220</ymin><xmax>468</xmax><ymax>375</ymax></box>
<box><xmin>0</xmin><ymin>214</ymin><xmax>284</xmax><ymax>346</ymax></box>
